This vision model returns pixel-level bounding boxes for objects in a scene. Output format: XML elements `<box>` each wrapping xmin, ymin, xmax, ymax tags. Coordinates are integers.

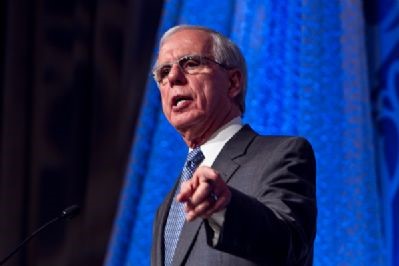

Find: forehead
<box><xmin>157</xmin><ymin>29</ymin><xmax>213</xmax><ymax>62</ymax></box>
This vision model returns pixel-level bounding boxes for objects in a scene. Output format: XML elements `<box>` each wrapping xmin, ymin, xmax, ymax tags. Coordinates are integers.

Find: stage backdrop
<box><xmin>106</xmin><ymin>0</ymin><xmax>390</xmax><ymax>265</ymax></box>
<box><xmin>364</xmin><ymin>0</ymin><xmax>399</xmax><ymax>265</ymax></box>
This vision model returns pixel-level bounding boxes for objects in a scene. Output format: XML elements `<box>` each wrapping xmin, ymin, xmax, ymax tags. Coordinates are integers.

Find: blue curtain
<box><xmin>106</xmin><ymin>0</ymin><xmax>388</xmax><ymax>265</ymax></box>
<box><xmin>364</xmin><ymin>0</ymin><xmax>399</xmax><ymax>265</ymax></box>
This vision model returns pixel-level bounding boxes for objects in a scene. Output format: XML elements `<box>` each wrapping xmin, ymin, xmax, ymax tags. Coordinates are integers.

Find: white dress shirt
<box><xmin>199</xmin><ymin>116</ymin><xmax>243</xmax><ymax>167</ymax></box>
<box><xmin>187</xmin><ymin>116</ymin><xmax>243</xmax><ymax>244</ymax></box>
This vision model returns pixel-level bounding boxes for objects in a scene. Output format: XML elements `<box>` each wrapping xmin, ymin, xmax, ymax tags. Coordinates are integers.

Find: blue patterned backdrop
<box><xmin>105</xmin><ymin>0</ymin><xmax>396</xmax><ymax>265</ymax></box>
<box><xmin>365</xmin><ymin>0</ymin><xmax>399</xmax><ymax>265</ymax></box>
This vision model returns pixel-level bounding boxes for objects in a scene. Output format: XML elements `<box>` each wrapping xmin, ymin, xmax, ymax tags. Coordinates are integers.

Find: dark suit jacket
<box><xmin>151</xmin><ymin>125</ymin><xmax>317</xmax><ymax>266</ymax></box>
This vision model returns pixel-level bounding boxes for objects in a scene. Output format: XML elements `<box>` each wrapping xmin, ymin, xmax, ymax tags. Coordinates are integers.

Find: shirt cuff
<box><xmin>207</xmin><ymin>209</ymin><xmax>226</xmax><ymax>246</ymax></box>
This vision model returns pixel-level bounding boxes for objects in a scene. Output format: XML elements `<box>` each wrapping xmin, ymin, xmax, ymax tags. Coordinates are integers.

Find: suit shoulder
<box><xmin>230</xmin><ymin>125</ymin><xmax>315</xmax><ymax>158</ymax></box>
<box><xmin>243</xmin><ymin>125</ymin><xmax>313</xmax><ymax>147</ymax></box>
<box><xmin>254</xmin><ymin>134</ymin><xmax>314</xmax><ymax>150</ymax></box>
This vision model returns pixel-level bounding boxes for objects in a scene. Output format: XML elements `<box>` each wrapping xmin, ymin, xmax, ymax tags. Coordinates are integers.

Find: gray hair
<box><xmin>159</xmin><ymin>25</ymin><xmax>248</xmax><ymax>113</ymax></box>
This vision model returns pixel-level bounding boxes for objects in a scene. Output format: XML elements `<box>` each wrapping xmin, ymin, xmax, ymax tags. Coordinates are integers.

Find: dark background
<box><xmin>0</xmin><ymin>0</ymin><xmax>163</xmax><ymax>265</ymax></box>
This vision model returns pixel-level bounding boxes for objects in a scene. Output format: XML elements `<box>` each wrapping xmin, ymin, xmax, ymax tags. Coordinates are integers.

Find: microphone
<box><xmin>0</xmin><ymin>205</ymin><xmax>80</xmax><ymax>265</ymax></box>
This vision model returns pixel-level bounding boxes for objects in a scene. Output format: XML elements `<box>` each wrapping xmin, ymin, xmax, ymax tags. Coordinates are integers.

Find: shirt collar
<box><xmin>191</xmin><ymin>116</ymin><xmax>243</xmax><ymax>166</ymax></box>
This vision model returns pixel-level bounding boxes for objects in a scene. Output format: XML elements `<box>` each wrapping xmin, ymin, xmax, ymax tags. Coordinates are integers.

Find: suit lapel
<box><xmin>154</xmin><ymin>179</ymin><xmax>180</xmax><ymax>266</ymax></box>
<box><xmin>172</xmin><ymin>217</ymin><xmax>203</xmax><ymax>265</ymax></box>
<box><xmin>171</xmin><ymin>125</ymin><xmax>257</xmax><ymax>265</ymax></box>
<box><xmin>213</xmin><ymin>125</ymin><xmax>257</xmax><ymax>182</ymax></box>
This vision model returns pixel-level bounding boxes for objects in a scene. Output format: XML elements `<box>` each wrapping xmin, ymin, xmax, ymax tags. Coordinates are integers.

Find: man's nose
<box><xmin>166</xmin><ymin>64</ymin><xmax>187</xmax><ymax>86</ymax></box>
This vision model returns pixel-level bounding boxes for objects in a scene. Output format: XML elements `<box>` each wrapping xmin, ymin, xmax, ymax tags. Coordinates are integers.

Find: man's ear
<box><xmin>228</xmin><ymin>69</ymin><xmax>242</xmax><ymax>98</ymax></box>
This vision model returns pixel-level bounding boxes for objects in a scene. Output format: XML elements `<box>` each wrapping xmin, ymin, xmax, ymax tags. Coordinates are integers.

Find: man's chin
<box><xmin>170</xmin><ymin>112</ymin><xmax>204</xmax><ymax>128</ymax></box>
<box><xmin>172</xmin><ymin>121</ymin><xmax>197</xmax><ymax>133</ymax></box>
<box><xmin>171</xmin><ymin>117</ymin><xmax>203</xmax><ymax>133</ymax></box>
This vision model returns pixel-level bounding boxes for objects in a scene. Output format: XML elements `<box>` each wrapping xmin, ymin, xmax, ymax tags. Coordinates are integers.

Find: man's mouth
<box><xmin>172</xmin><ymin>95</ymin><xmax>193</xmax><ymax>108</ymax></box>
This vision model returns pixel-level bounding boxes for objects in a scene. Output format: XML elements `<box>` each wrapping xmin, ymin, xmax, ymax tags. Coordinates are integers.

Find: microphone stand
<box><xmin>0</xmin><ymin>205</ymin><xmax>80</xmax><ymax>265</ymax></box>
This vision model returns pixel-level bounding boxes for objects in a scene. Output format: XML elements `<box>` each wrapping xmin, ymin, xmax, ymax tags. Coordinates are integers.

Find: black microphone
<box><xmin>0</xmin><ymin>205</ymin><xmax>80</xmax><ymax>265</ymax></box>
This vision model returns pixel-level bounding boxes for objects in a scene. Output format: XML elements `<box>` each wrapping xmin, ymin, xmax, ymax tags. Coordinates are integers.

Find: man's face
<box><xmin>156</xmin><ymin>29</ymin><xmax>241</xmax><ymax>140</ymax></box>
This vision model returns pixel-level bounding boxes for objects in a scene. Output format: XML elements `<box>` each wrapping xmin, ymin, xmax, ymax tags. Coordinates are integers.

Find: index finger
<box><xmin>176</xmin><ymin>180</ymin><xmax>194</xmax><ymax>202</ymax></box>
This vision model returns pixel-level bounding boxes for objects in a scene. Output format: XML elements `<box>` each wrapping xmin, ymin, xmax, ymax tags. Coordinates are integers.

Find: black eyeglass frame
<box><xmin>152</xmin><ymin>54</ymin><xmax>229</xmax><ymax>85</ymax></box>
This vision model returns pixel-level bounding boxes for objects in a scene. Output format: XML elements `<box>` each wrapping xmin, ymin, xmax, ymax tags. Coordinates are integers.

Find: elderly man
<box><xmin>151</xmin><ymin>25</ymin><xmax>316</xmax><ymax>266</ymax></box>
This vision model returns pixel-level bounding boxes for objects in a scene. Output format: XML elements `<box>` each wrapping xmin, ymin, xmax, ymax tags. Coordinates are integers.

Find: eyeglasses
<box><xmin>152</xmin><ymin>55</ymin><xmax>227</xmax><ymax>86</ymax></box>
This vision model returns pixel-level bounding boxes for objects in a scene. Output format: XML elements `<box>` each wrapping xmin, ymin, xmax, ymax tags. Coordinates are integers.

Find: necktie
<box><xmin>164</xmin><ymin>147</ymin><xmax>204</xmax><ymax>266</ymax></box>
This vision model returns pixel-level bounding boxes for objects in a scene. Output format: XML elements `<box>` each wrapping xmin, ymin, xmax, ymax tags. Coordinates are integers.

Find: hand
<box><xmin>176</xmin><ymin>166</ymin><xmax>231</xmax><ymax>221</ymax></box>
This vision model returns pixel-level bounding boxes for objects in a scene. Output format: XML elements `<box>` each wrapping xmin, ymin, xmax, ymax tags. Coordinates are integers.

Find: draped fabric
<box><xmin>0</xmin><ymin>0</ymin><xmax>162</xmax><ymax>265</ymax></box>
<box><xmin>106</xmin><ymin>0</ymin><xmax>387</xmax><ymax>265</ymax></box>
<box><xmin>364</xmin><ymin>0</ymin><xmax>399</xmax><ymax>265</ymax></box>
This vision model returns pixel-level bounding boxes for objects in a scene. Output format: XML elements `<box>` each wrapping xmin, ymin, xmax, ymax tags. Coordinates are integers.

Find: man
<box><xmin>151</xmin><ymin>25</ymin><xmax>316</xmax><ymax>266</ymax></box>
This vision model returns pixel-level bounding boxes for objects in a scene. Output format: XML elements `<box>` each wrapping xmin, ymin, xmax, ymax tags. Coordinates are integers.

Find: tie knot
<box><xmin>185</xmin><ymin>147</ymin><xmax>204</xmax><ymax>171</ymax></box>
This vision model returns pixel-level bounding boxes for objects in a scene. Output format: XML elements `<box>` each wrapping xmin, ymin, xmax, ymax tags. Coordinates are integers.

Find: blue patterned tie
<box><xmin>164</xmin><ymin>147</ymin><xmax>204</xmax><ymax>266</ymax></box>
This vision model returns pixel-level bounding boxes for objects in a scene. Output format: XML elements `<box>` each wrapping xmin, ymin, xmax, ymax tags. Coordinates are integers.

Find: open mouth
<box><xmin>172</xmin><ymin>95</ymin><xmax>193</xmax><ymax>108</ymax></box>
